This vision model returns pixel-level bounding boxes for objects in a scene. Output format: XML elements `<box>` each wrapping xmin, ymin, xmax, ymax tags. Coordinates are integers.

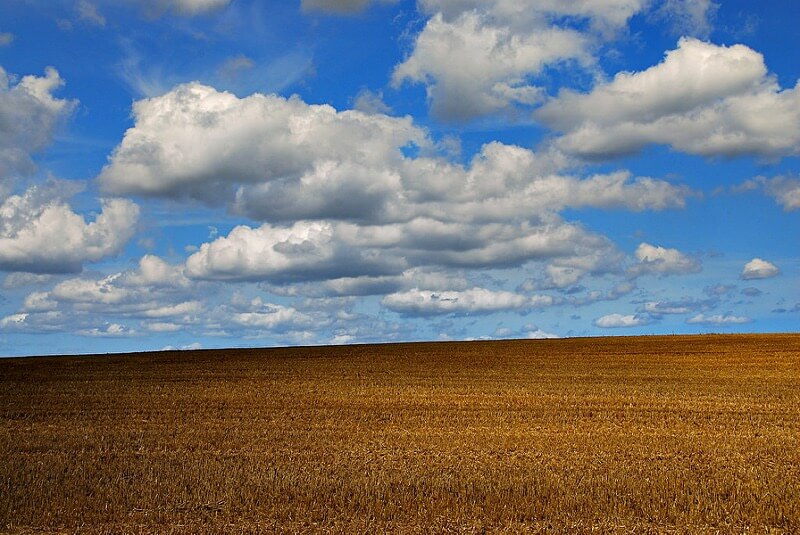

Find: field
<box><xmin>1</xmin><ymin>334</ymin><xmax>799</xmax><ymax>533</ymax></box>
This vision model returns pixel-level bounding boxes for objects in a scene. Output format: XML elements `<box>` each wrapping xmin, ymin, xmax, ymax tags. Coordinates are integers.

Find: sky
<box><xmin>0</xmin><ymin>0</ymin><xmax>798</xmax><ymax>356</ymax></box>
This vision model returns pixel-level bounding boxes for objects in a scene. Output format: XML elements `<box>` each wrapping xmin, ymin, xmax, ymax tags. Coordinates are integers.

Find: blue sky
<box><xmin>0</xmin><ymin>0</ymin><xmax>797</xmax><ymax>356</ymax></box>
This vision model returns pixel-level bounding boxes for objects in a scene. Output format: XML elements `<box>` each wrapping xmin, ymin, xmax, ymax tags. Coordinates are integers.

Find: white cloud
<box><xmin>741</xmin><ymin>258</ymin><xmax>780</xmax><ymax>280</ymax></box>
<box><xmin>0</xmin><ymin>66</ymin><xmax>76</xmax><ymax>182</ymax></box>
<box><xmin>98</xmin><ymin>83</ymin><xmax>692</xmax><ymax>287</ymax></box>
<box><xmin>381</xmin><ymin>287</ymin><xmax>553</xmax><ymax>315</ymax></box>
<box><xmin>746</xmin><ymin>176</ymin><xmax>800</xmax><ymax>211</ymax></box>
<box><xmin>0</xmin><ymin>33</ymin><xmax>13</xmax><ymax>47</ymax></box>
<box><xmin>0</xmin><ymin>184</ymin><xmax>139</xmax><ymax>273</ymax></box>
<box><xmin>232</xmin><ymin>305</ymin><xmax>312</xmax><ymax>329</ymax></box>
<box><xmin>145</xmin><ymin>322</ymin><xmax>183</xmax><ymax>332</ymax></box>
<box><xmin>98</xmin><ymin>82</ymin><xmax>425</xmax><ymax>210</ymax></box>
<box><xmin>0</xmin><ymin>253</ymin><xmax>210</xmax><ymax>339</ymax></box>
<box><xmin>628</xmin><ymin>243</ymin><xmax>700</xmax><ymax>278</ymax></box>
<box><xmin>185</xmin><ymin>221</ymin><xmax>396</xmax><ymax>282</ymax></box>
<box><xmin>78</xmin><ymin>323</ymin><xmax>135</xmax><ymax>337</ymax></box>
<box><xmin>142</xmin><ymin>0</ymin><xmax>231</xmax><ymax>16</ymax></box>
<box><xmin>642</xmin><ymin>302</ymin><xmax>692</xmax><ymax>315</ymax></box>
<box><xmin>392</xmin><ymin>11</ymin><xmax>584</xmax><ymax>120</ymax></box>
<box><xmin>641</xmin><ymin>297</ymin><xmax>714</xmax><ymax>316</ymax></box>
<box><xmin>538</xmin><ymin>38</ymin><xmax>800</xmax><ymax>159</ymax></box>
<box><xmin>392</xmin><ymin>0</ymin><xmax>649</xmax><ymax>120</ymax></box>
<box><xmin>525</xmin><ymin>328</ymin><xmax>559</xmax><ymax>339</ymax></box>
<box><xmin>686</xmin><ymin>313</ymin><xmax>750</xmax><ymax>325</ymax></box>
<box><xmin>594</xmin><ymin>313</ymin><xmax>650</xmax><ymax>328</ymax></box>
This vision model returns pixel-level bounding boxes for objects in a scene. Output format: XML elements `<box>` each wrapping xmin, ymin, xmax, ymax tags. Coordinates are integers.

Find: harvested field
<box><xmin>1</xmin><ymin>334</ymin><xmax>799</xmax><ymax>533</ymax></box>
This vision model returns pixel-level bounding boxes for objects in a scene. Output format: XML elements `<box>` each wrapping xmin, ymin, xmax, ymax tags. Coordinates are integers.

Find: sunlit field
<box><xmin>1</xmin><ymin>334</ymin><xmax>798</xmax><ymax>533</ymax></box>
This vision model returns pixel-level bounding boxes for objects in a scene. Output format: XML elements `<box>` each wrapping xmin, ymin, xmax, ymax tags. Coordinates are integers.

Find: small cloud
<box><xmin>686</xmin><ymin>313</ymin><xmax>750</xmax><ymax>325</ymax></box>
<box><xmin>525</xmin><ymin>328</ymin><xmax>559</xmax><ymax>339</ymax></box>
<box><xmin>641</xmin><ymin>302</ymin><xmax>692</xmax><ymax>315</ymax></box>
<box><xmin>704</xmin><ymin>284</ymin><xmax>735</xmax><ymax>297</ymax></box>
<box><xmin>162</xmin><ymin>342</ymin><xmax>203</xmax><ymax>350</ymax></box>
<box><xmin>353</xmin><ymin>88</ymin><xmax>392</xmax><ymax>115</ymax></box>
<box><xmin>747</xmin><ymin>176</ymin><xmax>800</xmax><ymax>211</ymax></box>
<box><xmin>594</xmin><ymin>313</ymin><xmax>651</xmax><ymax>328</ymax></box>
<box><xmin>0</xmin><ymin>32</ymin><xmax>14</xmax><ymax>46</ymax></box>
<box><xmin>78</xmin><ymin>323</ymin><xmax>136</xmax><ymax>337</ymax></box>
<box><xmin>301</xmin><ymin>0</ymin><xmax>392</xmax><ymax>14</ymax></box>
<box><xmin>741</xmin><ymin>287</ymin><xmax>762</xmax><ymax>297</ymax></box>
<box><xmin>772</xmin><ymin>303</ymin><xmax>799</xmax><ymax>314</ymax></box>
<box><xmin>651</xmin><ymin>0</ymin><xmax>718</xmax><ymax>38</ymax></box>
<box><xmin>77</xmin><ymin>1</ymin><xmax>106</xmax><ymax>27</ymax></box>
<box><xmin>628</xmin><ymin>243</ymin><xmax>701</xmax><ymax>278</ymax></box>
<box><xmin>741</xmin><ymin>258</ymin><xmax>780</xmax><ymax>280</ymax></box>
<box><xmin>217</xmin><ymin>54</ymin><xmax>255</xmax><ymax>80</ymax></box>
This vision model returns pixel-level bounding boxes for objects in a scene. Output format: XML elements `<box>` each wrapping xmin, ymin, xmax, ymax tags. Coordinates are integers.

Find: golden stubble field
<box><xmin>1</xmin><ymin>334</ymin><xmax>799</xmax><ymax>533</ymax></box>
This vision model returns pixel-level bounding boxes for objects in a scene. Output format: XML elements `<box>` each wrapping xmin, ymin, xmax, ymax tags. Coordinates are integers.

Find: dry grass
<box><xmin>1</xmin><ymin>334</ymin><xmax>799</xmax><ymax>533</ymax></box>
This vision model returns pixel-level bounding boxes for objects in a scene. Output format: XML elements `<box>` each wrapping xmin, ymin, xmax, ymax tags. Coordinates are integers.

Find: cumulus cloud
<box><xmin>98</xmin><ymin>84</ymin><xmax>689</xmax><ymax>222</ymax></box>
<box><xmin>381</xmin><ymin>287</ymin><xmax>553</xmax><ymax>315</ymax></box>
<box><xmin>0</xmin><ymin>33</ymin><xmax>14</xmax><ymax>47</ymax></box>
<box><xmin>537</xmin><ymin>38</ymin><xmax>800</xmax><ymax>159</ymax></box>
<box><xmin>0</xmin><ymin>66</ymin><xmax>76</xmax><ymax>182</ymax></box>
<box><xmin>0</xmin><ymin>183</ymin><xmax>139</xmax><ymax>273</ymax></box>
<box><xmin>686</xmin><ymin>313</ymin><xmax>750</xmax><ymax>325</ymax></box>
<box><xmin>593</xmin><ymin>313</ymin><xmax>650</xmax><ymax>328</ymax></box>
<box><xmin>628</xmin><ymin>243</ymin><xmax>700</xmax><ymax>278</ymax></box>
<box><xmin>394</xmin><ymin>1</ymin><xmax>649</xmax><ymax>118</ymax></box>
<box><xmin>98</xmin><ymin>83</ymin><xmax>426</xmax><ymax>210</ymax></box>
<box><xmin>185</xmin><ymin>221</ymin><xmax>397</xmax><ymax>282</ymax></box>
<box><xmin>741</xmin><ymin>258</ymin><xmax>780</xmax><ymax>280</ymax></box>
<box><xmin>97</xmin><ymin>83</ymin><xmax>692</xmax><ymax>287</ymax></box>
<box><xmin>1</xmin><ymin>255</ymin><xmax>202</xmax><ymax>336</ymax></box>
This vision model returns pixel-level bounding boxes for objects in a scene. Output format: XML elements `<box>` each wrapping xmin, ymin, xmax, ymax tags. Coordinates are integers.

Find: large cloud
<box><xmin>392</xmin><ymin>0</ymin><xmax>652</xmax><ymax>121</ymax></box>
<box><xmin>537</xmin><ymin>38</ymin><xmax>800</xmax><ymax>159</ymax></box>
<box><xmin>0</xmin><ymin>183</ymin><xmax>139</xmax><ymax>273</ymax></box>
<box><xmin>98</xmin><ymin>84</ymin><xmax>689</xmax><ymax>221</ymax></box>
<box><xmin>98</xmin><ymin>83</ymin><xmax>426</xmax><ymax>208</ymax></box>
<box><xmin>392</xmin><ymin>11</ymin><xmax>587</xmax><ymax>120</ymax></box>
<box><xmin>392</xmin><ymin>1</ymin><xmax>652</xmax><ymax>120</ymax></box>
<box><xmin>98</xmin><ymin>83</ymin><xmax>692</xmax><ymax>290</ymax></box>
<box><xmin>0</xmin><ymin>66</ymin><xmax>76</xmax><ymax>184</ymax></box>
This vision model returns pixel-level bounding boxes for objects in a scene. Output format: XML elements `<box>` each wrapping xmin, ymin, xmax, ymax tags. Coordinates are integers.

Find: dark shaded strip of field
<box><xmin>1</xmin><ymin>334</ymin><xmax>799</xmax><ymax>533</ymax></box>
